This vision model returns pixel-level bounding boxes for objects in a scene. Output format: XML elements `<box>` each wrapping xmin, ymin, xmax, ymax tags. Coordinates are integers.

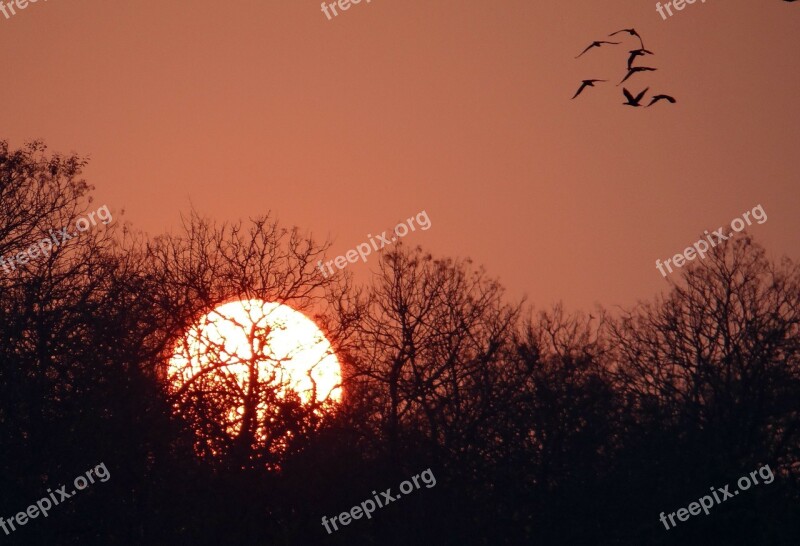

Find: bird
<box><xmin>618</xmin><ymin>66</ymin><xmax>657</xmax><ymax>85</ymax></box>
<box><xmin>627</xmin><ymin>48</ymin><xmax>654</xmax><ymax>69</ymax></box>
<box><xmin>647</xmin><ymin>94</ymin><xmax>677</xmax><ymax>107</ymax></box>
<box><xmin>575</xmin><ymin>40</ymin><xmax>621</xmax><ymax>58</ymax></box>
<box><xmin>572</xmin><ymin>79</ymin><xmax>607</xmax><ymax>99</ymax></box>
<box><xmin>622</xmin><ymin>87</ymin><xmax>649</xmax><ymax>107</ymax></box>
<box><xmin>609</xmin><ymin>28</ymin><xmax>645</xmax><ymax>49</ymax></box>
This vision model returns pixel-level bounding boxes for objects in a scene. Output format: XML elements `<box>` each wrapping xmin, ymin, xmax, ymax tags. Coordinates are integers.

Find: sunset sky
<box><xmin>2</xmin><ymin>0</ymin><xmax>798</xmax><ymax>311</ymax></box>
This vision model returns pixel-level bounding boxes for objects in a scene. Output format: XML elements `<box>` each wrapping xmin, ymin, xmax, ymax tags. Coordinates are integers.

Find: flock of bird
<box><xmin>572</xmin><ymin>28</ymin><xmax>676</xmax><ymax>108</ymax></box>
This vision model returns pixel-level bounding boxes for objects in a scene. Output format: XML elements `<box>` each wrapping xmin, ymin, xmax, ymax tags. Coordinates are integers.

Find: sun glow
<box><xmin>167</xmin><ymin>299</ymin><xmax>341</xmax><ymax>448</ymax></box>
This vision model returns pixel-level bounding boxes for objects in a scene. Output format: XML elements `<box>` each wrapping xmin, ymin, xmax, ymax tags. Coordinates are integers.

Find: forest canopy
<box><xmin>1</xmin><ymin>141</ymin><xmax>798</xmax><ymax>545</ymax></box>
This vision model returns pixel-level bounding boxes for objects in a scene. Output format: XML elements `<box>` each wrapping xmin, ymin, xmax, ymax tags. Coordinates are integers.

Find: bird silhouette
<box><xmin>647</xmin><ymin>94</ymin><xmax>677</xmax><ymax>107</ymax></box>
<box><xmin>572</xmin><ymin>79</ymin><xmax>607</xmax><ymax>99</ymax></box>
<box><xmin>618</xmin><ymin>66</ymin><xmax>657</xmax><ymax>85</ymax></box>
<box><xmin>610</xmin><ymin>28</ymin><xmax>645</xmax><ymax>49</ymax></box>
<box><xmin>627</xmin><ymin>48</ymin><xmax>654</xmax><ymax>69</ymax></box>
<box><xmin>622</xmin><ymin>87</ymin><xmax>649</xmax><ymax>107</ymax></box>
<box><xmin>575</xmin><ymin>41</ymin><xmax>621</xmax><ymax>58</ymax></box>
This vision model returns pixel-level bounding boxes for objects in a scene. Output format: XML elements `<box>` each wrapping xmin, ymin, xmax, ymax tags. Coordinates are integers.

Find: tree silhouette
<box><xmin>1</xmin><ymin>140</ymin><xmax>798</xmax><ymax>545</ymax></box>
<box><xmin>604</xmin><ymin>236</ymin><xmax>800</xmax><ymax>544</ymax></box>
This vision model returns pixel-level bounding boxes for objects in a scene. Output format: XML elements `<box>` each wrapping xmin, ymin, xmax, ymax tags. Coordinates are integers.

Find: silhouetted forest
<box><xmin>1</xmin><ymin>141</ymin><xmax>798</xmax><ymax>545</ymax></box>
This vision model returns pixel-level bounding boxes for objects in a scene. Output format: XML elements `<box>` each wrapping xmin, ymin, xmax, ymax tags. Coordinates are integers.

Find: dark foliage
<box><xmin>1</xmin><ymin>141</ymin><xmax>798</xmax><ymax>545</ymax></box>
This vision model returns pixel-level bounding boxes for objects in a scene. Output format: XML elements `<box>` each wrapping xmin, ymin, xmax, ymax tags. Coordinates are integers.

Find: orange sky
<box><xmin>1</xmin><ymin>0</ymin><xmax>798</xmax><ymax>311</ymax></box>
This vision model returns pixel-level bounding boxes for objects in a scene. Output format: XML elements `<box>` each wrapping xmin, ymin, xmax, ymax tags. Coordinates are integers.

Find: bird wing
<box><xmin>575</xmin><ymin>43</ymin><xmax>595</xmax><ymax>58</ymax></box>
<box><xmin>622</xmin><ymin>88</ymin><xmax>635</xmax><ymax>102</ymax></box>
<box><xmin>572</xmin><ymin>82</ymin><xmax>590</xmax><ymax>99</ymax></box>
<box><xmin>609</xmin><ymin>29</ymin><xmax>627</xmax><ymax>37</ymax></box>
<box><xmin>618</xmin><ymin>70</ymin><xmax>634</xmax><ymax>85</ymax></box>
<box><xmin>634</xmin><ymin>87</ymin><xmax>650</xmax><ymax>102</ymax></box>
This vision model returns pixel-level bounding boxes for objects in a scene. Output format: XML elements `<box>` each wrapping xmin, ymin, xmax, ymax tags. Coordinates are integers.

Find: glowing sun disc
<box><xmin>167</xmin><ymin>299</ymin><xmax>342</xmax><ymax>405</ymax></box>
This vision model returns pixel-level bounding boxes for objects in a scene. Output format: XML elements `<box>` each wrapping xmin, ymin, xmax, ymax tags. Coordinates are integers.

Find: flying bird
<box><xmin>572</xmin><ymin>79</ymin><xmax>607</xmax><ymax>99</ymax></box>
<box><xmin>609</xmin><ymin>28</ymin><xmax>645</xmax><ymax>48</ymax></box>
<box><xmin>575</xmin><ymin>40</ymin><xmax>621</xmax><ymax>58</ymax></box>
<box><xmin>622</xmin><ymin>87</ymin><xmax>649</xmax><ymax>107</ymax></box>
<box><xmin>618</xmin><ymin>66</ymin><xmax>657</xmax><ymax>85</ymax></box>
<box><xmin>647</xmin><ymin>94</ymin><xmax>677</xmax><ymax>107</ymax></box>
<box><xmin>627</xmin><ymin>48</ymin><xmax>654</xmax><ymax>69</ymax></box>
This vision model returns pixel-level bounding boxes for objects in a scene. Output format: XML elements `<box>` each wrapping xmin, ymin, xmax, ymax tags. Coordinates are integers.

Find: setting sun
<box><xmin>166</xmin><ymin>299</ymin><xmax>341</xmax><ymax>450</ymax></box>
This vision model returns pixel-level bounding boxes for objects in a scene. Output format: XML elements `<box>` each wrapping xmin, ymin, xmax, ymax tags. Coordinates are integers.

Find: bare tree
<box><xmin>608</xmin><ymin>236</ymin><xmax>800</xmax><ymax>474</ymax></box>
<box><xmin>347</xmin><ymin>246</ymin><xmax>521</xmax><ymax>459</ymax></box>
<box><xmin>144</xmin><ymin>211</ymin><xmax>344</xmax><ymax>469</ymax></box>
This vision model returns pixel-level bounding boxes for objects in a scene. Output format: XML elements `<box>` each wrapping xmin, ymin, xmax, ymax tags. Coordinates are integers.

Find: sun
<box><xmin>166</xmin><ymin>299</ymin><xmax>341</xmax><ymax>453</ymax></box>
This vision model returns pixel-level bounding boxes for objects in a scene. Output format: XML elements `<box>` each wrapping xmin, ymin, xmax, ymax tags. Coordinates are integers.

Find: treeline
<box><xmin>0</xmin><ymin>141</ymin><xmax>798</xmax><ymax>545</ymax></box>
